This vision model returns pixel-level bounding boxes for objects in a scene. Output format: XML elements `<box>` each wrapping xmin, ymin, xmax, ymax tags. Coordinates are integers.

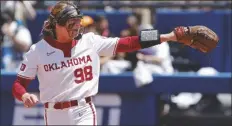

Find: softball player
<box><xmin>12</xmin><ymin>1</ymin><xmax>217</xmax><ymax>125</ymax></box>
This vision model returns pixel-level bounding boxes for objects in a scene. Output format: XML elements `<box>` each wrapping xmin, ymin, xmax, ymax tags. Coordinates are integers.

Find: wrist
<box><xmin>160</xmin><ymin>32</ymin><xmax>177</xmax><ymax>42</ymax></box>
<box><xmin>169</xmin><ymin>31</ymin><xmax>177</xmax><ymax>41</ymax></box>
<box><xmin>139</xmin><ymin>29</ymin><xmax>160</xmax><ymax>48</ymax></box>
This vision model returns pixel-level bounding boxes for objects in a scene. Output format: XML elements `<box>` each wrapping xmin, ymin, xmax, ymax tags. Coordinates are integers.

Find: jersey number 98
<box><xmin>74</xmin><ymin>66</ymin><xmax>93</xmax><ymax>84</ymax></box>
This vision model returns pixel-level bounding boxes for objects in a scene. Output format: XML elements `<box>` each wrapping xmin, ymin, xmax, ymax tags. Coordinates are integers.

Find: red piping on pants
<box><xmin>44</xmin><ymin>109</ymin><xmax>48</xmax><ymax>126</ymax></box>
<box><xmin>89</xmin><ymin>103</ymin><xmax>96</xmax><ymax>126</ymax></box>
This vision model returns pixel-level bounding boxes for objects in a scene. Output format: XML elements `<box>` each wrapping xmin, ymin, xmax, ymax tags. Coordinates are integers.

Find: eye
<box><xmin>67</xmin><ymin>23</ymin><xmax>75</xmax><ymax>29</ymax></box>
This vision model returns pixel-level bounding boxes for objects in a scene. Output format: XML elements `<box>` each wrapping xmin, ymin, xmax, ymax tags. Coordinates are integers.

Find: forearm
<box><xmin>12</xmin><ymin>76</ymin><xmax>31</xmax><ymax>101</ymax></box>
<box><xmin>116</xmin><ymin>32</ymin><xmax>177</xmax><ymax>53</ymax></box>
<box><xmin>160</xmin><ymin>32</ymin><xmax>177</xmax><ymax>42</ymax></box>
<box><xmin>116</xmin><ymin>36</ymin><xmax>141</xmax><ymax>52</ymax></box>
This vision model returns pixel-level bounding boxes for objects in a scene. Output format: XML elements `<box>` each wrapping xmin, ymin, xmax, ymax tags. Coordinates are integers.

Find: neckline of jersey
<box><xmin>43</xmin><ymin>36</ymin><xmax>78</xmax><ymax>57</ymax></box>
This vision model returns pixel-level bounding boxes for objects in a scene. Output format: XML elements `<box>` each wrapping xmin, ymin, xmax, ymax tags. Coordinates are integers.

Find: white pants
<box><xmin>44</xmin><ymin>102</ymin><xmax>97</xmax><ymax>125</ymax></box>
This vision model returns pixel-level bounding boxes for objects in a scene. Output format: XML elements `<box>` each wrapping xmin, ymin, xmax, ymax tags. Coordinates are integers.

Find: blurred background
<box><xmin>1</xmin><ymin>0</ymin><xmax>231</xmax><ymax>126</ymax></box>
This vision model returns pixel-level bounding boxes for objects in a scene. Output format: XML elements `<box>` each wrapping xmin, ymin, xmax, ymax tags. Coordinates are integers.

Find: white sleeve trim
<box><xmin>113</xmin><ymin>38</ymin><xmax>120</xmax><ymax>55</ymax></box>
<box><xmin>17</xmin><ymin>74</ymin><xmax>35</xmax><ymax>80</ymax></box>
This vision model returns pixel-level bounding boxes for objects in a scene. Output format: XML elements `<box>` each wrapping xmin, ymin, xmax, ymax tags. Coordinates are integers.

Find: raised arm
<box><xmin>116</xmin><ymin>30</ymin><xmax>176</xmax><ymax>53</ymax></box>
<box><xmin>116</xmin><ymin>26</ymin><xmax>218</xmax><ymax>53</ymax></box>
<box><xmin>88</xmin><ymin>25</ymin><xmax>218</xmax><ymax>57</ymax></box>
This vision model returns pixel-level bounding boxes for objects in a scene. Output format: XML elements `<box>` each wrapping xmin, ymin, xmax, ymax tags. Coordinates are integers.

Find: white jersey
<box><xmin>17</xmin><ymin>32</ymin><xmax>119</xmax><ymax>103</ymax></box>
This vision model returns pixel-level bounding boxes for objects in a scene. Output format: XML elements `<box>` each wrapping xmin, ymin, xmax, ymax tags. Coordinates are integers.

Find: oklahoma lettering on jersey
<box><xmin>17</xmin><ymin>32</ymin><xmax>119</xmax><ymax>103</ymax></box>
<box><xmin>44</xmin><ymin>55</ymin><xmax>92</xmax><ymax>72</ymax></box>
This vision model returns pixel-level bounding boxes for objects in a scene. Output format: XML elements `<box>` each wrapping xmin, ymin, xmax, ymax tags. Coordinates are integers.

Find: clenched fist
<box><xmin>22</xmin><ymin>93</ymin><xmax>39</xmax><ymax>108</ymax></box>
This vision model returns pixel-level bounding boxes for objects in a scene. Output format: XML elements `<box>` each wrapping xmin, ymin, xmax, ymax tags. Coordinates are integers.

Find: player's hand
<box><xmin>22</xmin><ymin>93</ymin><xmax>39</xmax><ymax>108</ymax></box>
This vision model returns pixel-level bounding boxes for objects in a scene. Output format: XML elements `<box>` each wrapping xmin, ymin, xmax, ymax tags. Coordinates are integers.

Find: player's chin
<box><xmin>69</xmin><ymin>35</ymin><xmax>77</xmax><ymax>40</ymax></box>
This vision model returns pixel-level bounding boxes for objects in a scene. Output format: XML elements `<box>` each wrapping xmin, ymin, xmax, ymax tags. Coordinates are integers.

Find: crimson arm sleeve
<box><xmin>12</xmin><ymin>76</ymin><xmax>31</xmax><ymax>101</ymax></box>
<box><xmin>116</xmin><ymin>36</ymin><xmax>141</xmax><ymax>53</ymax></box>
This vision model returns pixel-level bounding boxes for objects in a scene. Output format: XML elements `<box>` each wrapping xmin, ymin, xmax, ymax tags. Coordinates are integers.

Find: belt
<box><xmin>44</xmin><ymin>96</ymin><xmax>92</xmax><ymax>110</ymax></box>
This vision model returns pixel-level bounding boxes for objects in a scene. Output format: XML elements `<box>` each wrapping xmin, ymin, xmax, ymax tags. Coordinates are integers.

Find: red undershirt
<box><xmin>12</xmin><ymin>36</ymin><xmax>142</xmax><ymax>101</ymax></box>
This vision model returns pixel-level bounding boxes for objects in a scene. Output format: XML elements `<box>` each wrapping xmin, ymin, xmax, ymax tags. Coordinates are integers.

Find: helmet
<box><xmin>50</xmin><ymin>1</ymin><xmax>83</xmax><ymax>26</ymax></box>
<box><xmin>44</xmin><ymin>1</ymin><xmax>84</xmax><ymax>40</ymax></box>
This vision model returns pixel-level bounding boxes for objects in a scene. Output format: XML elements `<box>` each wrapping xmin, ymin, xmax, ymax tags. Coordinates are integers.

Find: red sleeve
<box><xmin>12</xmin><ymin>76</ymin><xmax>31</xmax><ymax>101</ymax></box>
<box><xmin>116</xmin><ymin>36</ymin><xmax>141</xmax><ymax>53</ymax></box>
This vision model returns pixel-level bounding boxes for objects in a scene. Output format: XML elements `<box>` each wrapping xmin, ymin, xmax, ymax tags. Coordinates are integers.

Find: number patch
<box><xmin>74</xmin><ymin>66</ymin><xmax>93</xmax><ymax>84</ymax></box>
<box><xmin>20</xmin><ymin>63</ymin><xmax>26</xmax><ymax>71</ymax></box>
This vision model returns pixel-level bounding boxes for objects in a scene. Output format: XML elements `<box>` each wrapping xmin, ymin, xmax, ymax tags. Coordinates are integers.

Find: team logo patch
<box><xmin>20</xmin><ymin>63</ymin><xmax>26</xmax><ymax>71</ymax></box>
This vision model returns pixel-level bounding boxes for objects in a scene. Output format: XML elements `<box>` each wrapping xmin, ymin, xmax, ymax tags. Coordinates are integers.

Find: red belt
<box><xmin>44</xmin><ymin>97</ymin><xmax>92</xmax><ymax>110</ymax></box>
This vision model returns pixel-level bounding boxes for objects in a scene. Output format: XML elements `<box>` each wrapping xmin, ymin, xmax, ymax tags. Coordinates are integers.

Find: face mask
<box><xmin>65</xmin><ymin>18</ymin><xmax>84</xmax><ymax>39</ymax></box>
